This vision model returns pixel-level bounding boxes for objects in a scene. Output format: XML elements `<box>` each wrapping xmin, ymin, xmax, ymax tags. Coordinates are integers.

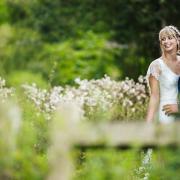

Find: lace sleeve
<box><xmin>146</xmin><ymin>60</ymin><xmax>161</xmax><ymax>81</ymax></box>
<box><xmin>146</xmin><ymin>60</ymin><xmax>161</xmax><ymax>91</ymax></box>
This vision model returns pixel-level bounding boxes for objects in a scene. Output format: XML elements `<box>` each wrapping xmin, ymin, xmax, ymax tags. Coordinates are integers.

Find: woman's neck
<box><xmin>162</xmin><ymin>52</ymin><xmax>177</xmax><ymax>62</ymax></box>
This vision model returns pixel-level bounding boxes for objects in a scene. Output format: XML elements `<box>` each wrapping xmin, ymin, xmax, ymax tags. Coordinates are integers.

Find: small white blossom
<box><xmin>0</xmin><ymin>77</ymin><xmax>14</xmax><ymax>102</ymax></box>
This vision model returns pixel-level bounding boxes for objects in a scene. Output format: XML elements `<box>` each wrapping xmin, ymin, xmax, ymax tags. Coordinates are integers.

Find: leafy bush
<box><xmin>0</xmin><ymin>25</ymin><xmax>124</xmax><ymax>86</ymax></box>
<box><xmin>37</xmin><ymin>31</ymin><xmax>123</xmax><ymax>85</ymax></box>
<box><xmin>150</xmin><ymin>148</ymin><xmax>180</xmax><ymax>180</ymax></box>
<box><xmin>0</xmin><ymin>0</ymin><xmax>9</xmax><ymax>24</ymax></box>
<box><xmin>6</xmin><ymin>70</ymin><xmax>48</xmax><ymax>89</ymax></box>
<box><xmin>0</xmin><ymin>24</ymin><xmax>43</xmax><ymax>75</ymax></box>
<box><xmin>74</xmin><ymin>149</ymin><xmax>140</xmax><ymax>180</ymax></box>
<box><xmin>0</xmin><ymin>79</ymin><xmax>48</xmax><ymax>179</ymax></box>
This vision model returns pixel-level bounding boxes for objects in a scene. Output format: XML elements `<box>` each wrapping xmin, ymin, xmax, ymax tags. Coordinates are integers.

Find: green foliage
<box><xmin>74</xmin><ymin>149</ymin><xmax>140</xmax><ymax>180</ymax></box>
<box><xmin>74</xmin><ymin>148</ymin><xmax>180</xmax><ymax>180</ymax></box>
<box><xmin>5</xmin><ymin>0</ymin><xmax>180</xmax><ymax>57</ymax></box>
<box><xmin>150</xmin><ymin>148</ymin><xmax>180</xmax><ymax>179</ymax></box>
<box><xmin>0</xmin><ymin>23</ymin><xmax>123</xmax><ymax>85</ymax></box>
<box><xmin>2</xmin><ymin>0</ymin><xmax>180</xmax><ymax>81</ymax></box>
<box><xmin>0</xmin><ymin>94</ymin><xmax>49</xmax><ymax>179</ymax></box>
<box><xmin>6</xmin><ymin>70</ymin><xmax>48</xmax><ymax>88</ymax></box>
<box><xmin>0</xmin><ymin>80</ymin><xmax>49</xmax><ymax>179</ymax></box>
<box><xmin>0</xmin><ymin>24</ymin><xmax>43</xmax><ymax>75</ymax></box>
<box><xmin>0</xmin><ymin>79</ymin><xmax>180</xmax><ymax>179</ymax></box>
<box><xmin>0</xmin><ymin>0</ymin><xmax>9</xmax><ymax>24</ymax></box>
<box><xmin>38</xmin><ymin>31</ymin><xmax>122</xmax><ymax>85</ymax></box>
<box><xmin>108</xmin><ymin>101</ymin><xmax>148</xmax><ymax>122</ymax></box>
<box><xmin>6</xmin><ymin>0</ymin><xmax>110</xmax><ymax>42</ymax></box>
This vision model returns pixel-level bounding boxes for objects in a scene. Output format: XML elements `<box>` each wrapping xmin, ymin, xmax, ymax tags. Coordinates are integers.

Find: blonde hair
<box><xmin>159</xmin><ymin>25</ymin><xmax>180</xmax><ymax>54</ymax></box>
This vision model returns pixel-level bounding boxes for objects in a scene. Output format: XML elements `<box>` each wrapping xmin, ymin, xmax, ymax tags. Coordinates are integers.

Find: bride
<box><xmin>146</xmin><ymin>25</ymin><xmax>180</xmax><ymax>123</ymax></box>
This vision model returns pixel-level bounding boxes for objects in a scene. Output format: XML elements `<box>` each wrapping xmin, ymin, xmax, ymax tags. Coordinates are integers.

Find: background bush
<box><xmin>1</xmin><ymin>0</ymin><xmax>180</xmax><ymax>83</ymax></box>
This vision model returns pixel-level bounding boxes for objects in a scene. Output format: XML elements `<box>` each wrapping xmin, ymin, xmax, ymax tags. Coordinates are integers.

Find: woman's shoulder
<box><xmin>148</xmin><ymin>57</ymin><xmax>162</xmax><ymax>67</ymax></box>
<box><xmin>150</xmin><ymin>57</ymin><xmax>161</xmax><ymax>64</ymax></box>
<box><xmin>146</xmin><ymin>57</ymin><xmax>162</xmax><ymax>77</ymax></box>
<box><xmin>146</xmin><ymin>57</ymin><xmax>162</xmax><ymax>85</ymax></box>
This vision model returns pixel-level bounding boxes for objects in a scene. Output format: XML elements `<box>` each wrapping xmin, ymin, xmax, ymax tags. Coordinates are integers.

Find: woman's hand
<box><xmin>162</xmin><ymin>104</ymin><xmax>179</xmax><ymax>115</ymax></box>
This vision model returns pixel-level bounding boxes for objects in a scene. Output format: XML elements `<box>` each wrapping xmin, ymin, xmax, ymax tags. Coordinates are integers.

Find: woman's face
<box><xmin>160</xmin><ymin>35</ymin><xmax>178</xmax><ymax>53</ymax></box>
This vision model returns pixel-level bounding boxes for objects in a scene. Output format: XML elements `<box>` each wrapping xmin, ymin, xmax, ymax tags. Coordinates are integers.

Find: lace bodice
<box><xmin>146</xmin><ymin>57</ymin><xmax>179</xmax><ymax>123</ymax></box>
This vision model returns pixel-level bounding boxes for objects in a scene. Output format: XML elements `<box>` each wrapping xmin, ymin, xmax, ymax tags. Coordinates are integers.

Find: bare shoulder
<box><xmin>148</xmin><ymin>57</ymin><xmax>161</xmax><ymax>67</ymax></box>
<box><xmin>153</xmin><ymin>57</ymin><xmax>161</xmax><ymax>63</ymax></box>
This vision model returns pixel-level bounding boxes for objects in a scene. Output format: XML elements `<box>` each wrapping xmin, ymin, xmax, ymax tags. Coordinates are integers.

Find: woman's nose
<box><xmin>163</xmin><ymin>38</ymin><xmax>169</xmax><ymax>44</ymax></box>
<box><xmin>164</xmin><ymin>38</ymin><xmax>168</xmax><ymax>42</ymax></box>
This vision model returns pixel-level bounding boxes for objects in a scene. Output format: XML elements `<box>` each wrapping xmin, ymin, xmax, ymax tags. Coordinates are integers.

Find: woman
<box><xmin>146</xmin><ymin>25</ymin><xmax>180</xmax><ymax>123</ymax></box>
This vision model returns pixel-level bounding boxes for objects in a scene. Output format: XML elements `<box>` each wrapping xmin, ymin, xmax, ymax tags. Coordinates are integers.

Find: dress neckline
<box><xmin>159</xmin><ymin>57</ymin><xmax>180</xmax><ymax>76</ymax></box>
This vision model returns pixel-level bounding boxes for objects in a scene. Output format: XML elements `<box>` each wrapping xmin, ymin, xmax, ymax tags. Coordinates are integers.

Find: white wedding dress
<box><xmin>146</xmin><ymin>57</ymin><xmax>179</xmax><ymax>123</ymax></box>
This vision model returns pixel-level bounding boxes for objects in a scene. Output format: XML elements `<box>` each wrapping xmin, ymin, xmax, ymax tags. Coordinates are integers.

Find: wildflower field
<box><xmin>1</xmin><ymin>76</ymin><xmax>180</xmax><ymax>180</ymax></box>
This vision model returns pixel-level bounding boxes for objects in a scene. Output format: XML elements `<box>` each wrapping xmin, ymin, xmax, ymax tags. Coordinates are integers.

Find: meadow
<box><xmin>1</xmin><ymin>76</ymin><xmax>180</xmax><ymax>179</ymax></box>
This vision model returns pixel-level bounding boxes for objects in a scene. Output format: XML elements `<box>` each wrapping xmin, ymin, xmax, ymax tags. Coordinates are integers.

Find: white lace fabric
<box><xmin>146</xmin><ymin>58</ymin><xmax>179</xmax><ymax>123</ymax></box>
<box><xmin>146</xmin><ymin>60</ymin><xmax>161</xmax><ymax>81</ymax></box>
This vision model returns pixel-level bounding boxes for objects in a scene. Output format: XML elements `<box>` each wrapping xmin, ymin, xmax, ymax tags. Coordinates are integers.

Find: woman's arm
<box><xmin>146</xmin><ymin>75</ymin><xmax>160</xmax><ymax>123</ymax></box>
